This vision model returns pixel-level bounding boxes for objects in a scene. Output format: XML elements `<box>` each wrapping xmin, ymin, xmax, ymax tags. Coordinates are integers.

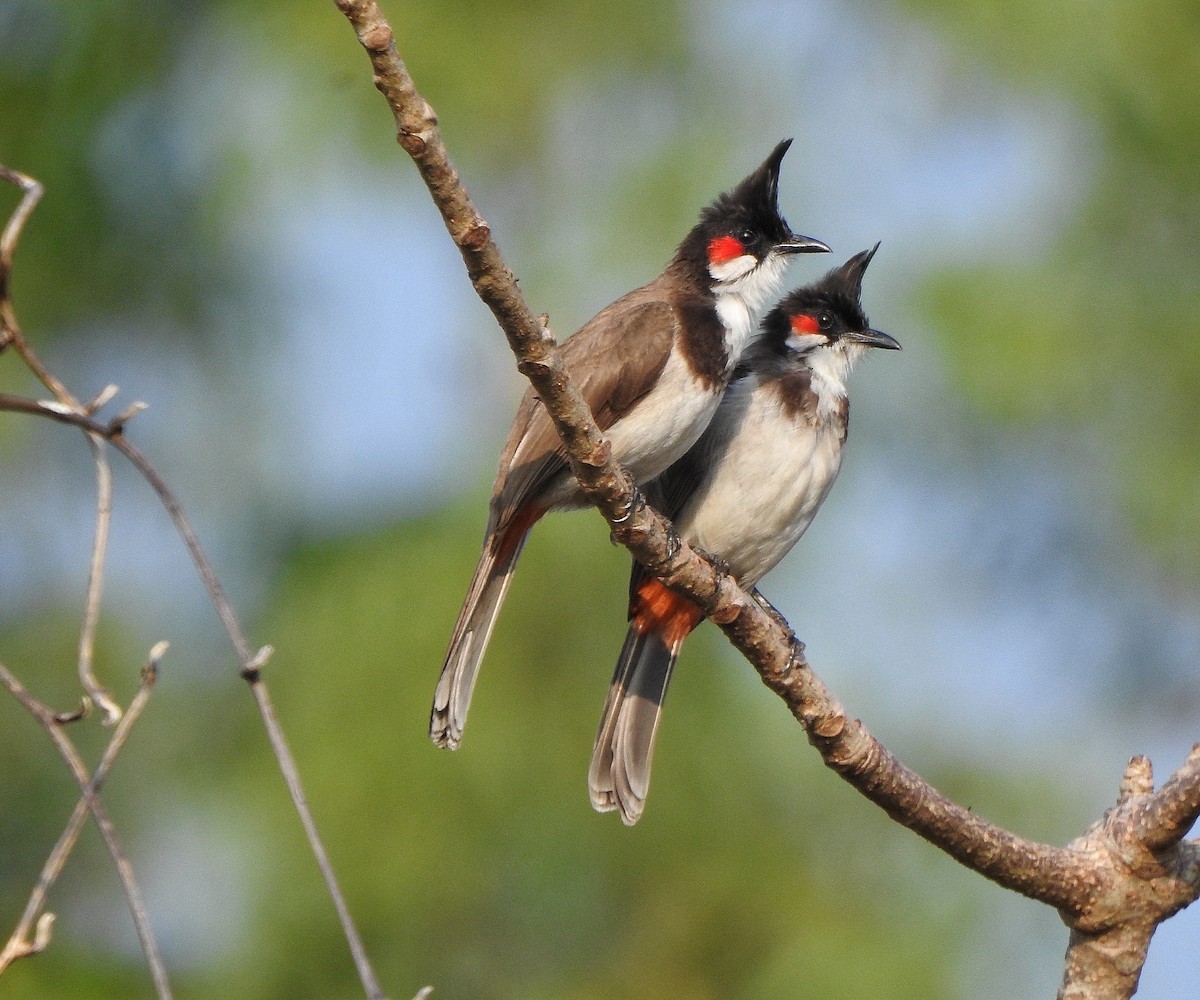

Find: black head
<box><xmin>673</xmin><ymin>140</ymin><xmax>829</xmax><ymax>285</ymax></box>
<box><xmin>761</xmin><ymin>243</ymin><xmax>901</xmax><ymax>354</ymax></box>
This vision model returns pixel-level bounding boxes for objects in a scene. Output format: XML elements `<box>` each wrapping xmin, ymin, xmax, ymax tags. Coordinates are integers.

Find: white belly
<box><xmin>549</xmin><ymin>280</ymin><xmax>768</xmax><ymax>503</ymax></box>
<box><xmin>604</xmin><ymin>349</ymin><xmax>723</xmax><ymax>483</ymax></box>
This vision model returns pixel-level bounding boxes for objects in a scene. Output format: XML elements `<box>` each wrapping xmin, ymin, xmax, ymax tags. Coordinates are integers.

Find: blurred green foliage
<box><xmin>899</xmin><ymin>0</ymin><xmax>1200</xmax><ymax>578</ymax></box>
<box><xmin>239</xmin><ymin>508</ymin><xmax>967</xmax><ymax>999</ymax></box>
<box><xmin>1</xmin><ymin>486</ymin><xmax>1093</xmax><ymax>998</ymax></box>
<box><xmin>5</xmin><ymin>505</ymin><xmax>1025</xmax><ymax>998</ymax></box>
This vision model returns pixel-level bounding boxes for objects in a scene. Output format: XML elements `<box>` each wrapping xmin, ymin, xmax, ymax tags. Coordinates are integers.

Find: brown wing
<box><xmin>487</xmin><ymin>284</ymin><xmax>680</xmax><ymax>531</ymax></box>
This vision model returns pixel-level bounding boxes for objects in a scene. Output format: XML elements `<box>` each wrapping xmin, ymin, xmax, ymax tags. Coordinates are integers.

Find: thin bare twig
<box><xmin>0</xmin><ymin>166</ymin><xmax>73</xmax><ymax>403</ymax></box>
<box><xmin>0</xmin><ymin>647</ymin><xmax>163</xmax><ymax>973</ymax></box>
<box><xmin>0</xmin><ymin>655</ymin><xmax>170</xmax><ymax>997</ymax></box>
<box><xmin>246</xmin><ymin>663</ymin><xmax>390</xmax><ymax>1000</ymax></box>
<box><xmin>3</xmin><ymin>168</ymin><xmax>120</xmax><ymax>720</ymax></box>
<box><xmin>0</xmin><ymin>167</ymin><xmax>41</xmax><ymax>275</ymax></box>
<box><xmin>1</xmin><ymin>170</ymin><xmax>389</xmax><ymax>999</ymax></box>
<box><xmin>78</xmin><ymin>432</ymin><xmax>122</xmax><ymax>723</ymax></box>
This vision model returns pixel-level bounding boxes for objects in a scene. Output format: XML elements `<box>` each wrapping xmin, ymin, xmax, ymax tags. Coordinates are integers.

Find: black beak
<box><xmin>845</xmin><ymin>327</ymin><xmax>901</xmax><ymax>350</ymax></box>
<box><xmin>777</xmin><ymin>233</ymin><xmax>831</xmax><ymax>255</ymax></box>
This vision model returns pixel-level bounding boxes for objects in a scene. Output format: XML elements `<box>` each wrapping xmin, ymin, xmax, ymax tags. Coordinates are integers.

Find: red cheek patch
<box><xmin>789</xmin><ymin>313</ymin><xmax>821</xmax><ymax>335</ymax></box>
<box><xmin>708</xmin><ymin>234</ymin><xmax>746</xmax><ymax>265</ymax></box>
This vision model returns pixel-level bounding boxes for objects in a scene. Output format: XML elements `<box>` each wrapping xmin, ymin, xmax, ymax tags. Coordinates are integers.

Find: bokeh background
<box><xmin>2</xmin><ymin>1</ymin><xmax>1199</xmax><ymax>997</ymax></box>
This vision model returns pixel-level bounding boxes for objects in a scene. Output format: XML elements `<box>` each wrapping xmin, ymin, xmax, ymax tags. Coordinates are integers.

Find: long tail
<box><xmin>589</xmin><ymin>576</ymin><xmax>704</xmax><ymax>824</ymax></box>
<box><xmin>431</xmin><ymin>505</ymin><xmax>541</xmax><ymax>749</ymax></box>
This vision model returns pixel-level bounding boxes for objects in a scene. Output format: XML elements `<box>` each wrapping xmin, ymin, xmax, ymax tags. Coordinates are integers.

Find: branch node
<box><xmin>584</xmin><ymin>437</ymin><xmax>612</xmax><ymax>470</ymax></box>
<box><xmin>143</xmin><ymin>641</ymin><xmax>169</xmax><ymax>685</ymax></box>
<box><xmin>811</xmin><ymin>711</ymin><xmax>849</xmax><ymax>740</ymax></box>
<box><xmin>462</xmin><ymin>220</ymin><xmax>491</xmax><ymax>251</ymax></box>
<box><xmin>107</xmin><ymin>400</ymin><xmax>149</xmax><ymax>434</ymax></box>
<box><xmin>93</xmin><ymin>691</ymin><xmax>123</xmax><ymax>727</ymax></box>
<box><xmin>516</xmin><ymin>357</ymin><xmax>553</xmax><ymax>379</ymax></box>
<box><xmin>361</xmin><ymin>23</ymin><xmax>393</xmax><ymax>51</ymax></box>
<box><xmin>398</xmin><ymin>128</ymin><xmax>429</xmax><ymax>155</ymax></box>
<box><xmin>86</xmin><ymin>383</ymin><xmax>120</xmax><ymax>414</ymax></box>
<box><xmin>710</xmin><ymin>596</ymin><xmax>744</xmax><ymax>626</ymax></box>
<box><xmin>53</xmin><ymin>699</ymin><xmax>90</xmax><ymax>725</ymax></box>
<box><xmin>39</xmin><ymin>399</ymin><xmax>76</xmax><ymax>417</ymax></box>
<box><xmin>242</xmin><ymin>644</ymin><xmax>275</xmax><ymax>681</ymax></box>
<box><xmin>32</xmin><ymin>912</ymin><xmax>55</xmax><ymax>954</ymax></box>
<box><xmin>1120</xmin><ymin>755</ymin><xmax>1154</xmax><ymax>802</ymax></box>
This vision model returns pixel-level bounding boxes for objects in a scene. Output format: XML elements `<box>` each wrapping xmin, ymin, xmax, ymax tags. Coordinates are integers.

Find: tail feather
<box><xmin>588</xmin><ymin>627</ymin><xmax>677</xmax><ymax>825</ymax></box>
<box><xmin>590</xmin><ymin>576</ymin><xmax>704</xmax><ymax>824</ymax></box>
<box><xmin>431</xmin><ymin>510</ymin><xmax>536</xmax><ymax>749</ymax></box>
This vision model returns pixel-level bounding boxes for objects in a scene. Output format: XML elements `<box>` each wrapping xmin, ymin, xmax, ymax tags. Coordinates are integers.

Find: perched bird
<box><xmin>432</xmin><ymin>140</ymin><xmax>829</xmax><ymax>750</ymax></box>
<box><xmin>589</xmin><ymin>245</ymin><xmax>900</xmax><ymax>824</ymax></box>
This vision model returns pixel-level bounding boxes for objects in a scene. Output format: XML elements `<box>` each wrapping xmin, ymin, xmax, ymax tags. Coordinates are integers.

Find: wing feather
<box><xmin>488</xmin><ymin>287</ymin><xmax>680</xmax><ymax>530</ymax></box>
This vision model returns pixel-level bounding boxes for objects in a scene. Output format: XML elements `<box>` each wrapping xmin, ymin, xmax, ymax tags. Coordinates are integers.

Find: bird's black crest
<box><xmin>760</xmin><ymin>243</ymin><xmax>881</xmax><ymax>346</ymax></box>
<box><xmin>671</xmin><ymin>140</ymin><xmax>796</xmax><ymax>281</ymax></box>
<box><xmin>698</xmin><ymin>138</ymin><xmax>794</xmax><ymax>243</ymax></box>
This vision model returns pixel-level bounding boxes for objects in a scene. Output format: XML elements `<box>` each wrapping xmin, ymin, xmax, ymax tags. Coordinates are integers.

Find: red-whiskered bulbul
<box><xmin>589</xmin><ymin>245</ymin><xmax>900</xmax><ymax>824</ymax></box>
<box><xmin>432</xmin><ymin>139</ymin><xmax>830</xmax><ymax>750</ymax></box>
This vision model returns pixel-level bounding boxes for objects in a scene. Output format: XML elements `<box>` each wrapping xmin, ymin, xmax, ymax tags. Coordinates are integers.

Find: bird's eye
<box><xmin>738</xmin><ymin>228</ymin><xmax>758</xmax><ymax>246</ymax></box>
<box><xmin>818</xmin><ymin>312</ymin><xmax>834</xmax><ymax>330</ymax></box>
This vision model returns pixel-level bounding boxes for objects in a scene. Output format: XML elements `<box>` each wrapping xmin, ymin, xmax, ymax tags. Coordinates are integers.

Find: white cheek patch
<box><xmin>786</xmin><ymin>332</ymin><xmax>829</xmax><ymax>354</ymax></box>
<box><xmin>708</xmin><ymin>254</ymin><xmax>757</xmax><ymax>284</ymax></box>
<box><xmin>725</xmin><ymin>250</ymin><xmax>790</xmax><ymax>314</ymax></box>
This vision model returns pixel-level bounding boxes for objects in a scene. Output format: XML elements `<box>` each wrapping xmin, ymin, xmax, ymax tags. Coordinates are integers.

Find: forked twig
<box><xmin>1</xmin><ymin>166</ymin><xmax>120</xmax><ymax>721</ymax></box>
<box><xmin>0</xmin><ymin>648</ymin><xmax>162</xmax><ymax>972</ymax></box>
<box><xmin>0</xmin><ymin>653</ymin><xmax>170</xmax><ymax>997</ymax></box>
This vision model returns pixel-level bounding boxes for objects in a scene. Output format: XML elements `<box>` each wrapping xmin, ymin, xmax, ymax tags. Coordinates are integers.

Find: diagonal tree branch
<box><xmin>332</xmin><ymin>0</ymin><xmax>1091</xmax><ymax>906</ymax></box>
<box><xmin>332</xmin><ymin>6</ymin><xmax>1200</xmax><ymax>997</ymax></box>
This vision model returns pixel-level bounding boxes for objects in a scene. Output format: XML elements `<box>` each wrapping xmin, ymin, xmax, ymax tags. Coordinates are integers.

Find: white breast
<box><xmin>604</xmin><ymin>257</ymin><xmax>790</xmax><ymax>483</ymax></box>
<box><xmin>711</xmin><ymin>250</ymin><xmax>792</xmax><ymax>369</ymax></box>
<box><xmin>604</xmin><ymin>349</ymin><xmax>723</xmax><ymax>483</ymax></box>
<box><xmin>673</xmin><ymin>378</ymin><xmax>845</xmax><ymax>587</ymax></box>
